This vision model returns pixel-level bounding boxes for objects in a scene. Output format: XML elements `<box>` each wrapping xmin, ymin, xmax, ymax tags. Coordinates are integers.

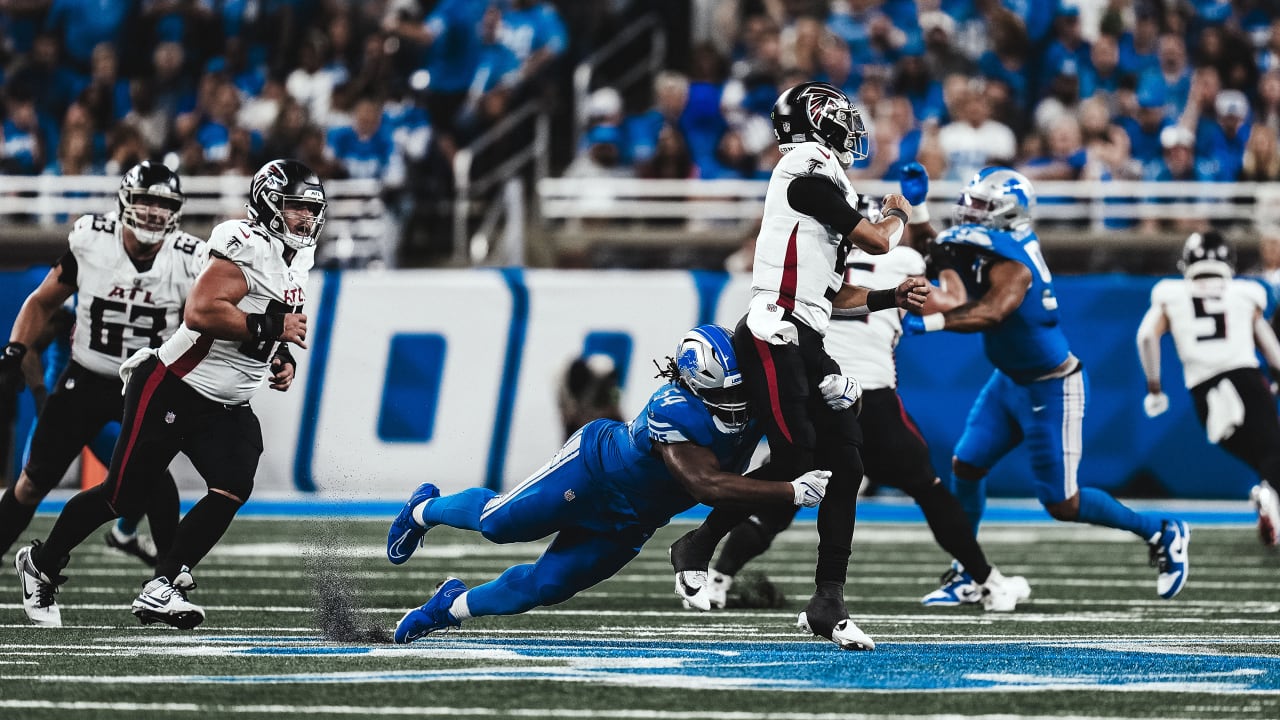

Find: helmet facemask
<box><xmin>819</xmin><ymin>101</ymin><xmax>867</xmax><ymax>168</ymax></box>
<box><xmin>120</xmin><ymin>188</ymin><xmax>183</xmax><ymax>245</ymax></box>
<box><xmin>273</xmin><ymin>195</ymin><xmax>327</xmax><ymax>250</ymax></box>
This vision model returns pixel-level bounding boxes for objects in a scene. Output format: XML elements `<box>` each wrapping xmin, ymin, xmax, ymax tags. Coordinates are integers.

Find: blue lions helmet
<box><xmin>675</xmin><ymin>324</ymin><xmax>749</xmax><ymax>431</ymax></box>
<box><xmin>953</xmin><ymin>166</ymin><xmax>1035</xmax><ymax>230</ymax></box>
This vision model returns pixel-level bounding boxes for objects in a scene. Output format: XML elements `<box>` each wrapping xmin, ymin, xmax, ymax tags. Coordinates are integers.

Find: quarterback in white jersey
<box><xmin>1138</xmin><ymin>231</ymin><xmax>1280</xmax><ymax>546</ymax></box>
<box><xmin>2</xmin><ymin>162</ymin><xmax>197</xmax><ymax>591</ymax></box>
<box><xmin>17</xmin><ymin>159</ymin><xmax>326</xmax><ymax>631</ymax></box>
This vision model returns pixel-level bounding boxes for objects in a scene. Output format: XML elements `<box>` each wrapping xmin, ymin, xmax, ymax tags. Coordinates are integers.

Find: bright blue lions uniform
<box><xmin>412</xmin><ymin>381</ymin><xmax>759</xmax><ymax>619</ymax></box>
<box><xmin>936</xmin><ymin>222</ymin><xmax>1084</xmax><ymax>506</ymax></box>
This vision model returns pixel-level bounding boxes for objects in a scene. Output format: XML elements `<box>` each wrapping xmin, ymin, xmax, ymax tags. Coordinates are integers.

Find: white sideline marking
<box><xmin>0</xmin><ymin>703</ymin><xmax>1215</xmax><ymax>720</ymax></box>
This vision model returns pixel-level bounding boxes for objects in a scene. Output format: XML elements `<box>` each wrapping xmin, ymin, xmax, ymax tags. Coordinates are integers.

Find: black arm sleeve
<box><xmin>55</xmin><ymin>250</ymin><xmax>78</xmax><ymax>288</ymax></box>
<box><xmin>786</xmin><ymin>176</ymin><xmax>865</xmax><ymax>236</ymax></box>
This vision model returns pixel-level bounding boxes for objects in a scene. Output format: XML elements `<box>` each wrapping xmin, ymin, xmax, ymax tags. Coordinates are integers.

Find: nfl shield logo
<box><xmin>165</xmin><ymin>411</ymin><xmax>176</xmax><ymax>424</ymax></box>
<box><xmin>563</xmin><ymin>489</ymin><xmax>576</xmax><ymax>502</ymax></box>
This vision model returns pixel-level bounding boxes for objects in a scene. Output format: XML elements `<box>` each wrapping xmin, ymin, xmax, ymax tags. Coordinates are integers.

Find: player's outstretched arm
<box><xmin>832</xmin><ymin>277</ymin><xmax>930</xmax><ymax>316</ymax></box>
<box><xmin>785</xmin><ymin>177</ymin><xmax>907</xmax><ymax>255</ymax></box>
<box><xmin>1136</xmin><ymin>304</ymin><xmax>1170</xmax><ymax>416</ymax></box>
<box><xmin>904</xmin><ymin>259</ymin><xmax>1030</xmax><ymax>335</ymax></box>
<box><xmin>1</xmin><ymin>265</ymin><xmax>76</xmax><ymax>402</ymax></box>
<box><xmin>186</xmin><ymin>258</ymin><xmax>308</xmax><ymax>348</ymax></box>
<box><xmin>657</xmin><ymin>442</ymin><xmax>827</xmax><ymax>508</ymax></box>
<box><xmin>1252</xmin><ymin>308</ymin><xmax>1280</xmax><ymax>384</ymax></box>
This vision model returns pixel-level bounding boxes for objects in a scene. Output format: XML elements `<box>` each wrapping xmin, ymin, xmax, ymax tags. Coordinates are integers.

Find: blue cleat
<box><xmin>921</xmin><ymin>560</ymin><xmax>982</xmax><ymax>607</ymax></box>
<box><xmin>1149</xmin><ymin>519</ymin><xmax>1190</xmax><ymax>599</ymax></box>
<box><xmin>387</xmin><ymin>482</ymin><xmax>441</xmax><ymax>565</ymax></box>
<box><xmin>394</xmin><ymin>577</ymin><xmax>466</xmax><ymax>644</ymax></box>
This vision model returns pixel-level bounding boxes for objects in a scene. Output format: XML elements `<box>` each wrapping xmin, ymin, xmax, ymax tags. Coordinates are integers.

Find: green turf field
<box><xmin>2</xmin><ymin>510</ymin><xmax>1278</xmax><ymax>719</ymax></box>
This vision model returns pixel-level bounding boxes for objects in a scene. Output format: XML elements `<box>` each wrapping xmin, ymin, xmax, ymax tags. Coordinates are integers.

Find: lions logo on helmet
<box><xmin>674</xmin><ymin>325</ymin><xmax>749</xmax><ymax>431</ymax></box>
<box><xmin>771</xmin><ymin>81</ymin><xmax>868</xmax><ymax>168</ymax></box>
<box><xmin>954</xmin><ymin>166</ymin><xmax>1036</xmax><ymax>230</ymax></box>
<box><xmin>247</xmin><ymin>159</ymin><xmax>328</xmax><ymax>251</ymax></box>
<box><xmin>118</xmin><ymin>161</ymin><xmax>184</xmax><ymax>245</ymax></box>
<box><xmin>1178</xmin><ymin>230</ymin><xmax>1235</xmax><ymax>280</ymax></box>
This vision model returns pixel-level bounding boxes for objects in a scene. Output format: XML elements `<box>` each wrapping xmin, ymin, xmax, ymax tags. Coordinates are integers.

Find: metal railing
<box><xmin>572</xmin><ymin>14</ymin><xmax>667</xmax><ymax>151</ymax></box>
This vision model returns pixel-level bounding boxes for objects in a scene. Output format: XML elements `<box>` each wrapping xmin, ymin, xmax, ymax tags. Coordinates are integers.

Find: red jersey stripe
<box><xmin>776</xmin><ymin>222</ymin><xmax>799</xmax><ymax>312</ymax></box>
<box><xmin>752</xmin><ymin>335</ymin><xmax>793</xmax><ymax>444</ymax></box>
<box><xmin>169</xmin><ymin>334</ymin><xmax>214</xmax><ymax>378</ymax></box>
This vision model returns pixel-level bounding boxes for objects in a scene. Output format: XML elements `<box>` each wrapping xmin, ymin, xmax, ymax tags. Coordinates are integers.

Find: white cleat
<box><xmin>131</xmin><ymin>570</ymin><xmax>205</xmax><ymax>629</ymax></box>
<box><xmin>674</xmin><ymin>570</ymin><xmax>712</xmax><ymax>611</ymax></box>
<box><xmin>706</xmin><ymin>570</ymin><xmax>732</xmax><ymax>609</ymax></box>
<box><xmin>796</xmin><ymin>611</ymin><xmax>875</xmax><ymax>651</ymax></box>
<box><xmin>15</xmin><ymin>544</ymin><xmax>61</xmax><ymax>627</ymax></box>
<box><xmin>981</xmin><ymin>568</ymin><xmax>1031</xmax><ymax>612</ymax></box>
<box><xmin>1250</xmin><ymin>481</ymin><xmax>1280</xmax><ymax>547</ymax></box>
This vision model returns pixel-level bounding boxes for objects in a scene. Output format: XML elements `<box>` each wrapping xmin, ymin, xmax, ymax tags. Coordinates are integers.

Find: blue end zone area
<box><xmin>29</xmin><ymin>495</ymin><xmax>1260</xmax><ymax>525</ymax></box>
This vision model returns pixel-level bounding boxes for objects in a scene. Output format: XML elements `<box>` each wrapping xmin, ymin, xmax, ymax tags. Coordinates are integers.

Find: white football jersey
<box><xmin>1150</xmin><ymin>276</ymin><xmax>1267</xmax><ymax>388</ymax></box>
<box><xmin>67</xmin><ymin>213</ymin><xmax>206</xmax><ymax>378</ymax></box>
<box><xmin>825</xmin><ymin>246</ymin><xmax>926</xmax><ymax>390</ymax></box>
<box><xmin>748</xmin><ymin>142</ymin><xmax>860</xmax><ymax>343</ymax></box>
<box><xmin>158</xmin><ymin>219</ymin><xmax>312</xmax><ymax>405</ymax></box>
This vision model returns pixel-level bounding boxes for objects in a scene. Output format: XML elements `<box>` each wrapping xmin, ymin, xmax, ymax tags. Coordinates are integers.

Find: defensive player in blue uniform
<box><xmin>903</xmin><ymin>167</ymin><xmax>1191</xmax><ymax>602</ymax></box>
<box><xmin>386</xmin><ymin>325</ymin><xmax>833</xmax><ymax>643</ymax></box>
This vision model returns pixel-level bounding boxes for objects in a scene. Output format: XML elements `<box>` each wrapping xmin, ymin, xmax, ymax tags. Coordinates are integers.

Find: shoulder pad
<box><xmin>1240</xmin><ymin>277</ymin><xmax>1270</xmax><ymax>309</ymax></box>
<box><xmin>1150</xmin><ymin>278</ymin><xmax>1178</xmax><ymax>304</ymax></box>
<box><xmin>647</xmin><ymin>386</ymin><xmax>714</xmax><ymax>446</ymax></box>
<box><xmin>206</xmin><ymin>220</ymin><xmax>260</xmax><ymax>265</ymax></box>
<box><xmin>778</xmin><ymin>142</ymin><xmax>842</xmax><ymax>177</ymax></box>
<box><xmin>935</xmin><ymin>224</ymin><xmax>993</xmax><ymax>249</ymax></box>
<box><xmin>68</xmin><ymin>213</ymin><xmax>119</xmax><ymax>254</ymax></box>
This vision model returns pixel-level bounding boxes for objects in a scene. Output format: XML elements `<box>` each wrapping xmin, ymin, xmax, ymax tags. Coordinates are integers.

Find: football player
<box><xmin>386</xmin><ymin>325</ymin><xmax>832</xmax><ymax>644</ymax></box>
<box><xmin>1137</xmin><ymin>231</ymin><xmax>1280</xmax><ymax>546</ymax></box>
<box><xmin>15</xmin><ymin>159</ymin><xmax>321</xmax><ymax>629</ymax></box>
<box><xmin>0</xmin><ymin>162</ymin><xmax>201</xmax><ymax>575</ymax></box>
<box><xmin>666</xmin><ymin>81</ymin><xmax>929</xmax><ymax>651</ymax></box>
<box><xmin>902</xmin><ymin>166</ymin><xmax>1191</xmax><ymax>602</ymax></box>
<box><xmin>698</xmin><ymin>164</ymin><xmax>1030</xmax><ymax>613</ymax></box>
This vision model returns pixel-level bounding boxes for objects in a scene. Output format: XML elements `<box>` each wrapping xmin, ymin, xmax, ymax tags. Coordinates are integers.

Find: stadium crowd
<box><xmin>1</xmin><ymin>1</ymin><xmax>1279</xmax><ymax>243</ymax></box>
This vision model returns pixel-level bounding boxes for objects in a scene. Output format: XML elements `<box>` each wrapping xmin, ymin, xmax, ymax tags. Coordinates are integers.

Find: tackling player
<box><xmin>903</xmin><ymin>166</ymin><xmax>1191</xmax><ymax>602</ymax></box>
<box><xmin>385</xmin><ymin>325</ymin><xmax>832</xmax><ymax>644</ymax></box>
<box><xmin>1137</xmin><ymin>231</ymin><xmax>1280</xmax><ymax>546</ymax></box>
<box><xmin>0</xmin><ymin>162</ymin><xmax>200</xmax><ymax>578</ymax></box>
<box><xmin>15</xmin><ymin>159</ymin><xmax>322</xmax><ymax>629</ymax></box>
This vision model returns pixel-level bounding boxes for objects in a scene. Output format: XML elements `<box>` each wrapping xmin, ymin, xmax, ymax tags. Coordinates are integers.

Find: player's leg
<box><xmin>951</xmin><ymin>371</ymin><xmax>1023</xmax><ymax>536</ymax></box>
<box><xmin>707</xmin><ymin>505</ymin><xmax>798</xmax><ymax>607</ymax></box>
<box><xmin>1202</xmin><ymin>370</ymin><xmax>1280</xmax><ymax>545</ymax></box>
<box><xmin>0</xmin><ymin>363</ymin><xmax>116</xmax><ymax>558</ymax></box>
<box><xmin>87</xmin><ymin>419</ymin><xmax>163</xmax><ymax>566</ymax></box>
<box><xmin>1028</xmin><ymin>368</ymin><xmax>1186</xmax><ymax>599</ymax></box>
<box><xmin>394</xmin><ymin>527</ymin><xmax>644</xmax><ymax>642</ymax></box>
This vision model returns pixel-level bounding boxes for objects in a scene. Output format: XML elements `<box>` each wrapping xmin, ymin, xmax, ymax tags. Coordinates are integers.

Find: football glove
<box><xmin>0</xmin><ymin>342</ymin><xmax>27</xmax><ymax>398</ymax></box>
<box><xmin>1143</xmin><ymin>392</ymin><xmax>1169</xmax><ymax>418</ymax></box>
<box><xmin>818</xmin><ymin>373</ymin><xmax>862</xmax><ymax>412</ymax></box>
<box><xmin>899</xmin><ymin>161</ymin><xmax>929</xmax><ymax>206</ymax></box>
<box><xmin>791</xmin><ymin>470</ymin><xmax>831</xmax><ymax>507</ymax></box>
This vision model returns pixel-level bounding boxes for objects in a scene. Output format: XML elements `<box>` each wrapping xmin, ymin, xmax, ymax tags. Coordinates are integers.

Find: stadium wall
<box><xmin>1</xmin><ymin>269</ymin><xmax>1262</xmax><ymax>500</ymax></box>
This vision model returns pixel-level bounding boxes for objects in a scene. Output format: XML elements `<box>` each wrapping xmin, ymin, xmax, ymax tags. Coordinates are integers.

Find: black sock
<box><xmin>713</xmin><ymin>505</ymin><xmax>796</xmax><ymax>576</ymax></box>
<box><xmin>34</xmin><ymin>485</ymin><xmax>118</xmax><ymax>577</ymax></box>
<box><xmin>910</xmin><ymin>480</ymin><xmax>992</xmax><ymax>583</ymax></box>
<box><xmin>144</xmin><ymin>472</ymin><xmax>181</xmax><ymax>560</ymax></box>
<box><xmin>156</xmin><ymin>492</ymin><xmax>241</xmax><ymax>580</ymax></box>
<box><xmin>0</xmin><ymin>486</ymin><xmax>39</xmax><ymax>558</ymax></box>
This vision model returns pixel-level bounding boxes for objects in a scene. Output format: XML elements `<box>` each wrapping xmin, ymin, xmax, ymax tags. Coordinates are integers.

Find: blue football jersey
<box><xmin>589</xmin><ymin>382</ymin><xmax>760</xmax><ymax>526</ymax></box>
<box><xmin>936</xmin><ymin>223</ymin><xmax>1072</xmax><ymax>383</ymax></box>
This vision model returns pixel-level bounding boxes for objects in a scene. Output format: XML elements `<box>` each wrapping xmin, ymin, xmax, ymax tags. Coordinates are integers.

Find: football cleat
<box><xmin>706</xmin><ymin>570</ymin><xmax>733</xmax><ymax>609</ymax></box>
<box><xmin>668</xmin><ymin>531</ymin><xmax>717</xmax><ymax>611</ymax></box>
<box><xmin>921</xmin><ymin>560</ymin><xmax>982</xmax><ymax>606</ymax></box>
<box><xmin>387</xmin><ymin>482</ymin><xmax>441</xmax><ymax>565</ymax></box>
<box><xmin>131</xmin><ymin>570</ymin><xmax>205</xmax><ymax>629</ymax></box>
<box><xmin>1250</xmin><ymin>481</ymin><xmax>1279</xmax><ymax>546</ymax></box>
<box><xmin>394</xmin><ymin>577</ymin><xmax>466</xmax><ymax>643</ymax></box>
<box><xmin>980</xmin><ymin>567</ymin><xmax>1031</xmax><ymax>612</ymax></box>
<box><xmin>104</xmin><ymin>526</ymin><xmax>158</xmax><ymax>566</ymax></box>
<box><xmin>1148</xmin><ymin>519</ymin><xmax>1190</xmax><ymax>599</ymax></box>
<box><xmin>15</xmin><ymin>542</ymin><xmax>62</xmax><ymax>627</ymax></box>
<box><xmin>673</xmin><ymin>570</ymin><xmax>712</xmax><ymax>611</ymax></box>
<box><xmin>796</xmin><ymin>608</ymin><xmax>875</xmax><ymax>651</ymax></box>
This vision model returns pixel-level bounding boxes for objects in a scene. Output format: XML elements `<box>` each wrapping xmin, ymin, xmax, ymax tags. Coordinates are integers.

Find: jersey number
<box><xmin>237</xmin><ymin>300</ymin><xmax>301</xmax><ymax>361</ymax></box>
<box><xmin>88</xmin><ymin>298</ymin><xmax>167</xmax><ymax>357</ymax></box>
<box><xmin>1192</xmin><ymin>297</ymin><xmax>1227</xmax><ymax>341</ymax></box>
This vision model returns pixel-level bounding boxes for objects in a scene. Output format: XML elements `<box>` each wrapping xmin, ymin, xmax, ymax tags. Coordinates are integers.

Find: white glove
<box><xmin>819</xmin><ymin>373</ymin><xmax>862</xmax><ymax>411</ymax></box>
<box><xmin>791</xmin><ymin>469</ymin><xmax>831</xmax><ymax>507</ymax></box>
<box><xmin>1143</xmin><ymin>392</ymin><xmax>1169</xmax><ymax>418</ymax></box>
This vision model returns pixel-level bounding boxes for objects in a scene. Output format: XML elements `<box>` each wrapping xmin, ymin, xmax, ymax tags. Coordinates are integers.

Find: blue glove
<box><xmin>901</xmin><ymin>313</ymin><xmax>926</xmax><ymax>336</ymax></box>
<box><xmin>899</xmin><ymin>161</ymin><xmax>929</xmax><ymax>206</ymax></box>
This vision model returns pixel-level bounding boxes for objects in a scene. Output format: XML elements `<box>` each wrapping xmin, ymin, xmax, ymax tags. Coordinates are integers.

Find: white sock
<box><xmin>449</xmin><ymin>591</ymin><xmax>472</xmax><ymax>621</ymax></box>
<box><xmin>411</xmin><ymin>499</ymin><xmax>433</xmax><ymax>527</ymax></box>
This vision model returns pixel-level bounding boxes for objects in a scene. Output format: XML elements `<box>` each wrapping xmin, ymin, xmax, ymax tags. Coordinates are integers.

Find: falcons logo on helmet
<box><xmin>799</xmin><ymin>85</ymin><xmax>844</xmax><ymax>127</ymax></box>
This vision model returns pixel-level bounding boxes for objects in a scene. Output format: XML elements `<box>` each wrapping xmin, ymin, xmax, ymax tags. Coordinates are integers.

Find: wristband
<box><xmin>246</xmin><ymin>313</ymin><xmax>285</xmax><ymax>341</ymax></box>
<box><xmin>2</xmin><ymin>342</ymin><xmax>28</xmax><ymax>361</ymax></box>
<box><xmin>909</xmin><ymin>202</ymin><xmax>930</xmax><ymax>224</ymax></box>
<box><xmin>922</xmin><ymin>313</ymin><xmax>945</xmax><ymax>332</ymax></box>
<box><xmin>883</xmin><ymin>207</ymin><xmax>909</xmax><ymax>224</ymax></box>
<box><xmin>866</xmin><ymin>288</ymin><xmax>896</xmax><ymax>312</ymax></box>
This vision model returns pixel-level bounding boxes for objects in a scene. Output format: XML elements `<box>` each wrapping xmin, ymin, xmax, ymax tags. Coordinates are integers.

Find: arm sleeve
<box><xmin>787</xmin><ymin>176</ymin><xmax>865</xmax><ymax>236</ymax></box>
<box><xmin>55</xmin><ymin>250</ymin><xmax>78</xmax><ymax>288</ymax></box>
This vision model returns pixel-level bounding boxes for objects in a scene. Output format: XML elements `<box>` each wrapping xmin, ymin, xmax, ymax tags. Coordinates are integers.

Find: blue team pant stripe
<box><xmin>481</xmin><ymin>431</ymin><xmax>582</xmax><ymax>521</ymax></box>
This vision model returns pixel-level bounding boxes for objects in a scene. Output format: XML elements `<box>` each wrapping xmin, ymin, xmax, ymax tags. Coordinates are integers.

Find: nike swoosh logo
<box><xmin>1032</xmin><ymin>405</ymin><xmax>1046</xmax><ymax>412</ymax></box>
<box><xmin>676</xmin><ymin>577</ymin><xmax>700</xmax><ymax>597</ymax></box>
<box><xmin>817</xmin><ymin>148</ymin><xmax>830</xmax><ymax>159</ymax></box>
<box><xmin>388</xmin><ymin>529</ymin><xmax>414</xmax><ymax>559</ymax></box>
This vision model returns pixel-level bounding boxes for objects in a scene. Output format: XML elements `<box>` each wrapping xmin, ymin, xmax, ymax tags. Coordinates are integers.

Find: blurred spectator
<box><xmin>782</xmin><ymin>16</ymin><xmax>823</xmax><ymax>76</ymax></box>
<box><xmin>196</xmin><ymin>80</ymin><xmax>255</xmax><ymax>171</ymax></box>
<box><xmin>637</xmin><ymin>122</ymin><xmax>695</xmax><ymax>179</ymax></box>
<box><xmin>1040</xmin><ymin>5</ymin><xmax>1091</xmax><ymax>97</ymax></box>
<box><xmin>920</xmin><ymin>10</ymin><xmax>973</xmax><ymax>79</ymax></box>
<box><xmin>1240</xmin><ymin>124</ymin><xmax>1280</xmax><ymax>182</ymax></box>
<box><xmin>1141</xmin><ymin>125</ymin><xmax>1211</xmax><ymax>234</ymax></box>
<box><xmin>263</xmin><ymin>95</ymin><xmax>310</xmax><ymax>162</ymax></box>
<box><xmin>623</xmin><ymin>71</ymin><xmax>688</xmax><ymax>167</ymax></box>
<box><xmin>103</xmin><ymin>123</ymin><xmax>144</xmax><ymax>177</ymax></box>
<box><xmin>702</xmin><ymin>128</ymin><xmax>760</xmax><ymax>179</ymax></box>
<box><xmin>1149</xmin><ymin>33</ymin><xmax>1192</xmax><ymax>119</ymax></box>
<box><xmin>1118</xmin><ymin>10</ymin><xmax>1160</xmax><ymax>76</ymax></box>
<box><xmin>977</xmin><ymin>7</ymin><xmax>1031</xmax><ymax>114</ymax></box>
<box><xmin>286</xmin><ymin>32</ymin><xmax>339</xmax><ymax>128</ymax></box>
<box><xmin>295</xmin><ymin>124</ymin><xmax>347</xmax><ymax>180</ymax></box>
<box><xmin>914</xmin><ymin>123</ymin><xmax>948</xmax><ymax>179</ymax></box>
<box><xmin>1193</xmin><ymin>89</ymin><xmax>1252</xmax><ymax>182</ymax></box>
<box><xmin>149</xmin><ymin>41</ymin><xmax>196</xmax><ymax>122</ymax></box>
<box><xmin>674</xmin><ymin>43</ymin><xmax>729</xmax><ymax>168</ymax></box>
<box><xmin>815</xmin><ymin>32</ymin><xmax>861</xmax><ymax>99</ymax></box>
<box><xmin>5</xmin><ymin>33</ymin><xmax>82</xmax><ymax>122</ymax></box>
<box><xmin>457</xmin><ymin>4</ymin><xmax>521</xmax><ymax>138</ymax></box>
<box><xmin>1119</xmin><ymin>78</ymin><xmax>1173</xmax><ymax>179</ymax></box>
<box><xmin>122</xmin><ymin>78</ymin><xmax>170</xmax><ymax>154</ymax></box>
<box><xmin>1</xmin><ymin>90</ymin><xmax>48</xmax><ymax>174</ymax></box>
<box><xmin>43</xmin><ymin>0</ymin><xmax>132</xmax><ymax>73</ymax></box>
<box><xmin>83</xmin><ymin>43</ymin><xmax>131</xmax><ymax>126</ymax></box>
<box><xmin>828</xmin><ymin>0</ymin><xmax>906</xmax><ymax>71</ymax></box>
<box><xmin>499</xmin><ymin>0</ymin><xmax>568</xmax><ymax>81</ymax></box>
<box><xmin>938</xmin><ymin>82</ymin><xmax>1016</xmax><ymax>181</ymax></box>
<box><xmin>1034</xmin><ymin>56</ymin><xmax>1082</xmax><ymax>136</ymax></box>
<box><xmin>1022</xmin><ymin>115</ymin><xmax>1087</xmax><ymax>181</ymax></box>
<box><xmin>1257</xmin><ymin>69</ymin><xmax>1280</xmax><ymax>134</ymax></box>
<box><xmin>564</xmin><ymin>124</ymin><xmax>630</xmax><ymax>178</ymax></box>
<box><xmin>45</xmin><ymin>122</ymin><xmax>97</xmax><ymax>176</ymax></box>
<box><xmin>556</xmin><ymin>354</ymin><xmax>622</xmax><ymax>441</ymax></box>
<box><xmin>1080</xmin><ymin>33</ymin><xmax>1131</xmax><ymax>108</ymax></box>
<box><xmin>327</xmin><ymin>96</ymin><xmax>399</xmax><ymax>184</ymax></box>
<box><xmin>385</xmin><ymin>0</ymin><xmax>488</xmax><ymax>138</ymax></box>
<box><xmin>894</xmin><ymin>42</ymin><xmax>944</xmax><ymax>125</ymax></box>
